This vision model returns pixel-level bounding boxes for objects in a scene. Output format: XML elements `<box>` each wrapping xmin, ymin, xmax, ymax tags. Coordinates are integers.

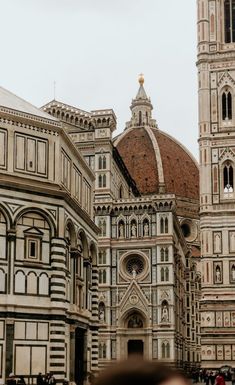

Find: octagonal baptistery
<box><xmin>114</xmin><ymin>76</ymin><xmax>199</xmax><ymax>202</ymax></box>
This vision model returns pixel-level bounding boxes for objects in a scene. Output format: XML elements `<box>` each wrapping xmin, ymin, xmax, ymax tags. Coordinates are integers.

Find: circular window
<box><xmin>181</xmin><ymin>223</ymin><xmax>191</xmax><ymax>238</ymax></box>
<box><xmin>126</xmin><ymin>256</ymin><xmax>144</xmax><ymax>276</ymax></box>
<box><xmin>180</xmin><ymin>219</ymin><xmax>198</xmax><ymax>242</ymax></box>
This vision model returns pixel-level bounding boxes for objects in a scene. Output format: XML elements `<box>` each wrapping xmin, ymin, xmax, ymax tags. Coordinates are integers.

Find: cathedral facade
<box><xmin>43</xmin><ymin>76</ymin><xmax>201</xmax><ymax>370</ymax></box>
<box><xmin>197</xmin><ymin>0</ymin><xmax>235</xmax><ymax>368</ymax></box>
<box><xmin>0</xmin><ymin>1</ymin><xmax>235</xmax><ymax>382</ymax></box>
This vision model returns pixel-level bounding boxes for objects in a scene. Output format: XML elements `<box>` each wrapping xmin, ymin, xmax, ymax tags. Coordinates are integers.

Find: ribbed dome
<box><xmin>114</xmin><ymin>126</ymin><xmax>199</xmax><ymax>200</ymax></box>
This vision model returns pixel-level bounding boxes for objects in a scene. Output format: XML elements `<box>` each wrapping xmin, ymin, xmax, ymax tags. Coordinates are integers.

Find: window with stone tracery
<box><xmin>161</xmin><ymin>267</ymin><xmax>169</xmax><ymax>282</ymax></box>
<box><xmin>223</xmin><ymin>163</ymin><xmax>234</xmax><ymax>193</ymax></box>
<box><xmin>160</xmin><ymin>247</ymin><xmax>169</xmax><ymax>262</ymax></box>
<box><xmin>98</xmin><ymin>249</ymin><xmax>107</xmax><ymax>265</ymax></box>
<box><xmin>99</xmin><ymin>269</ymin><xmax>107</xmax><ymax>284</ymax></box>
<box><xmin>224</xmin><ymin>0</ymin><xmax>235</xmax><ymax>43</ymax></box>
<box><xmin>162</xmin><ymin>341</ymin><xmax>170</xmax><ymax>359</ymax></box>
<box><xmin>98</xmin><ymin>155</ymin><xmax>107</xmax><ymax>170</ymax></box>
<box><xmin>98</xmin><ymin>174</ymin><xmax>106</xmax><ymax>188</ymax></box>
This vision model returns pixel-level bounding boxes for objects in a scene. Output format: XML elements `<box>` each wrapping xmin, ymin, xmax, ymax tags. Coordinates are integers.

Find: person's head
<box><xmin>94</xmin><ymin>358</ymin><xmax>189</xmax><ymax>385</ymax></box>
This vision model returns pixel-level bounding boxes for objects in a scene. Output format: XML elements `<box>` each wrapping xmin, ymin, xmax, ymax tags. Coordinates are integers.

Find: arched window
<box><xmin>119</xmin><ymin>185</ymin><xmax>123</xmax><ymax>199</ymax></box>
<box><xmin>98</xmin><ymin>269</ymin><xmax>107</xmax><ymax>284</ymax></box>
<box><xmin>146</xmin><ymin>111</ymin><xmax>149</xmax><ymax>124</ymax></box>
<box><xmin>98</xmin><ymin>174</ymin><xmax>102</xmax><ymax>188</ymax></box>
<box><xmin>162</xmin><ymin>343</ymin><xmax>166</xmax><ymax>359</ymax></box>
<box><xmin>98</xmin><ymin>155</ymin><xmax>107</xmax><ymax>170</ymax></box>
<box><xmin>160</xmin><ymin>217</ymin><xmax>169</xmax><ymax>233</ymax></box>
<box><xmin>99</xmin><ymin>343</ymin><xmax>106</xmax><ymax>359</ymax></box>
<box><xmin>161</xmin><ymin>268</ymin><xmax>165</xmax><ymax>282</ymax></box>
<box><xmin>160</xmin><ymin>248</ymin><xmax>165</xmax><ymax>262</ymax></box>
<box><xmin>103</xmin><ymin>174</ymin><xmax>106</xmax><ymax>187</ymax></box>
<box><xmin>165</xmin><ymin>218</ymin><xmax>168</xmax><ymax>233</ymax></box>
<box><xmin>222</xmin><ymin>91</ymin><xmax>232</xmax><ymax>120</ymax></box>
<box><xmin>165</xmin><ymin>248</ymin><xmax>169</xmax><ymax>262</ymax></box>
<box><xmin>98</xmin><ymin>250</ymin><xmax>106</xmax><ymax>265</ymax></box>
<box><xmin>98</xmin><ymin>174</ymin><xmax>106</xmax><ymax>188</ymax></box>
<box><xmin>223</xmin><ymin>163</ymin><xmax>234</xmax><ymax>192</ymax></box>
<box><xmin>139</xmin><ymin>111</ymin><xmax>142</xmax><ymax>126</ymax></box>
<box><xmin>162</xmin><ymin>342</ymin><xmax>170</xmax><ymax>359</ymax></box>
<box><xmin>166</xmin><ymin>342</ymin><xmax>170</xmax><ymax>358</ymax></box>
<box><xmin>224</xmin><ymin>0</ymin><xmax>235</xmax><ymax>43</ymax></box>
<box><xmin>165</xmin><ymin>267</ymin><xmax>169</xmax><ymax>281</ymax></box>
<box><xmin>98</xmin><ymin>156</ymin><xmax>102</xmax><ymax>170</ymax></box>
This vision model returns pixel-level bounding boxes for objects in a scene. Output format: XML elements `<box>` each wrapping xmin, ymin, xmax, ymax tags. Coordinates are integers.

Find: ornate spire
<box><xmin>125</xmin><ymin>75</ymin><xmax>154</xmax><ymax>129</ymax></box>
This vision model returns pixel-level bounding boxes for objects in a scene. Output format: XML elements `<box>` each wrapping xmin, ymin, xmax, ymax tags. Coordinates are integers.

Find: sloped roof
<box><xmin>0</xmin><ymin>86</ymin><xmax>58</xmax><ymax>121</ymax></box>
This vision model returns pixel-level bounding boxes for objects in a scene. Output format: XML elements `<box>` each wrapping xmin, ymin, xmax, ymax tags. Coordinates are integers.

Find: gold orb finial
<box><xmin>138</xmin><ymin>73</ymin><xmax>144</xmax><ymax>85</ymax></box>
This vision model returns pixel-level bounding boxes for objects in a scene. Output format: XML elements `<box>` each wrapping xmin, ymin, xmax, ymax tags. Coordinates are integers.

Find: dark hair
<box><xmin>94</xmin><ymin>358</ymin><xmax>188</xmax><ymax>385</ymax></box>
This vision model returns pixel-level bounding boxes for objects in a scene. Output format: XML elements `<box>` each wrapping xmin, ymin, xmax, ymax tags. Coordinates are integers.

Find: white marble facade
<box><xmin>0</xmin><ymin>88</ymin><xmax>99</xmax><ymax>384</ymax></box>
<box><xmin>198</xmin><ymin>0</ymin><xmax>235</xmax><ymax>368</ymax></box>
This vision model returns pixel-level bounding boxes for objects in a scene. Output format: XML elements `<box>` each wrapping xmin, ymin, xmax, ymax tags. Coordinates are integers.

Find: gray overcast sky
<box><xmin>0</xmin><ymin>0</ymin><xmax>198</xmax><ymax>159</ymax></box>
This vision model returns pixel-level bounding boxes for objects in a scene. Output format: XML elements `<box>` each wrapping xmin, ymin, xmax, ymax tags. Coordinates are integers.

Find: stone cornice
<box><xmin>0</xmin><ymin>173</ymin><xmax>99</xmax><ymax>234</ymax></box>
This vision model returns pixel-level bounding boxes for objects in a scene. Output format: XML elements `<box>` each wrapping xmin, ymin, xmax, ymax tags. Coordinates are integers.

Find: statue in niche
<box><xmin>119</xmin><ymin>223</ymin><xmax>124</xmax><ymax>238</ymax></box>
<box><xmin>99</xmin><ymin>303</ymin><xmax>105</xmax><ymax>323</ymax></box>
<box><xmin>231</xmin><ymin>265</ymin><xmax>235</xmax><ymax>281</ymax></box>
<box><xmin>77</xmin><ymin>235</ymin><xmax>83</xmax><ymax>253</ymax></box>
<box><xmin>230</xmin><ymin>232</ymin><xmax>235</xmax><ymax>252</ymax></box>
<box><xmin>214</xmin><ymin>233</ymin><xmax>221</xmax><ymax>253</ymax></box>
<box><xmin>161</xmin><ymin>302</ymin><xmax>169</xmax><ymax>322</ymax></box>
<box><xmin>215</xmin><ymin>265</ymin><xmax>221</xmax><ymax>283</ymax></box>
<box><xmin>131</xmin><ymin>222</ymin><xmax>137</xmax><ymax>237</ymax></box>
<box><xmin>144</xmin><ymin>221</ymin><xmax>149</xmax><ymax>237</ymax></box>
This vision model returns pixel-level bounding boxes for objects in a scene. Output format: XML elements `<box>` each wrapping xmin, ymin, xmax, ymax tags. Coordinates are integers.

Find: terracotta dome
<box><xmin>114</xmin><ymin>126</ymin><xmax>199</xmax><ymax>200</ymax></box>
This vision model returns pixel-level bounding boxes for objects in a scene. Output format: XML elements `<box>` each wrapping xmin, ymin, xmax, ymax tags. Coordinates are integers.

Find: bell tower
<box><xmin>197</xmin><ymin>0</ymin><xmax>235</xmax><ymax>368</ymax></box>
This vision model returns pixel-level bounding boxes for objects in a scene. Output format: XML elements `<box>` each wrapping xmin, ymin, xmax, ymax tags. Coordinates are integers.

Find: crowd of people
<box><xmin>191</xmin><ymin>369</ymin><xmax>235</xmax><ymax>385</ymax></box>
<box><xmin>6</xmin><ymin>373</ymin><xmax>57</xmax><ymax>385</ymax></box>
<box><xmin>5</xmin><ymin>365</ymin><xmax>235</xmax><ymax>385</ymax></box>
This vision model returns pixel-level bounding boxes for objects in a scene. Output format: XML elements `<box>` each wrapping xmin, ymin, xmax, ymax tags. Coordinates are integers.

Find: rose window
<box><xmin>126</xmin><ymin>256</ymin><xmax>144</xmax><ymax>276</ymax></box>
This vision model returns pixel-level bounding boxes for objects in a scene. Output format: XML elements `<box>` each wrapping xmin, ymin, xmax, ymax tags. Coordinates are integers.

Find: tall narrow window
<box><xmin>98</xmin><ymin>155</ymin><xmax>107</xmax><ymax>170</ymax></box>
<box><xmin>139</xmin><ymin>111</ymin><xmax>142</xmax><ymax>126</ymax></box>
<box><xmin>222</xmin><ymin>91</ymin><xmax>232</xmax><ymax>120</ymax></box>
<box><xmin>224</xmin><ymin>0</ymin><xmax>235</xmax><ymax>43</ymax></box>
<box><xmin>223</xmin><ymin>163</ymin><xmax>234</xmax><ymax>192</ymax></box>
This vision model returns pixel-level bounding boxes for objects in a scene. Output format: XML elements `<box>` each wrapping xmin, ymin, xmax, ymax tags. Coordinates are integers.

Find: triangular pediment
<box><xmin>218</xmin><ymin>71</ymin><xmax>235</xmax><ymax>88</ymax></box>
<box><xmin>219</xmin><ymin>147</ymin><xmax>235</xmax><ymax>162</ymax></box>
<box><xmin>23</xmin><ymin>226</ymin><xmax>44</xmax><ymax>236</ymax></box>
<box><xmin>118</xmin><ymin>280</ymin><xmax>149</xmax><ymax>319</ymax></box>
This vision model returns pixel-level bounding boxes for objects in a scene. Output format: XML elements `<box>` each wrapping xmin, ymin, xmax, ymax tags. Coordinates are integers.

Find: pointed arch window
<box><xmin>222</xmin><ymin>90</ymin><xmax>232</xmax><ymax>120</ymax></box>
<box><xmin>224</xmin><ymin>0</ymin><xmax>235</xmax><ymax>43</ymax></box>
<box><xmin>98</xmin><ymin>155</ymin><xmax>107</xmax><ymax>170</ymax></box>
<box><xmin>98</xmin><ymin>174</ymin><xmax>106</xmax><ymax>188</ymax></box>
<box><xmin>162</xmin><ymin>342</ymin><xmax>170</xmax><ymax>359</ymax></box>
<box><xmin>223</xmin><ymin>163</ymin><xmax>234</xmax><ymax>192</ymax></box>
